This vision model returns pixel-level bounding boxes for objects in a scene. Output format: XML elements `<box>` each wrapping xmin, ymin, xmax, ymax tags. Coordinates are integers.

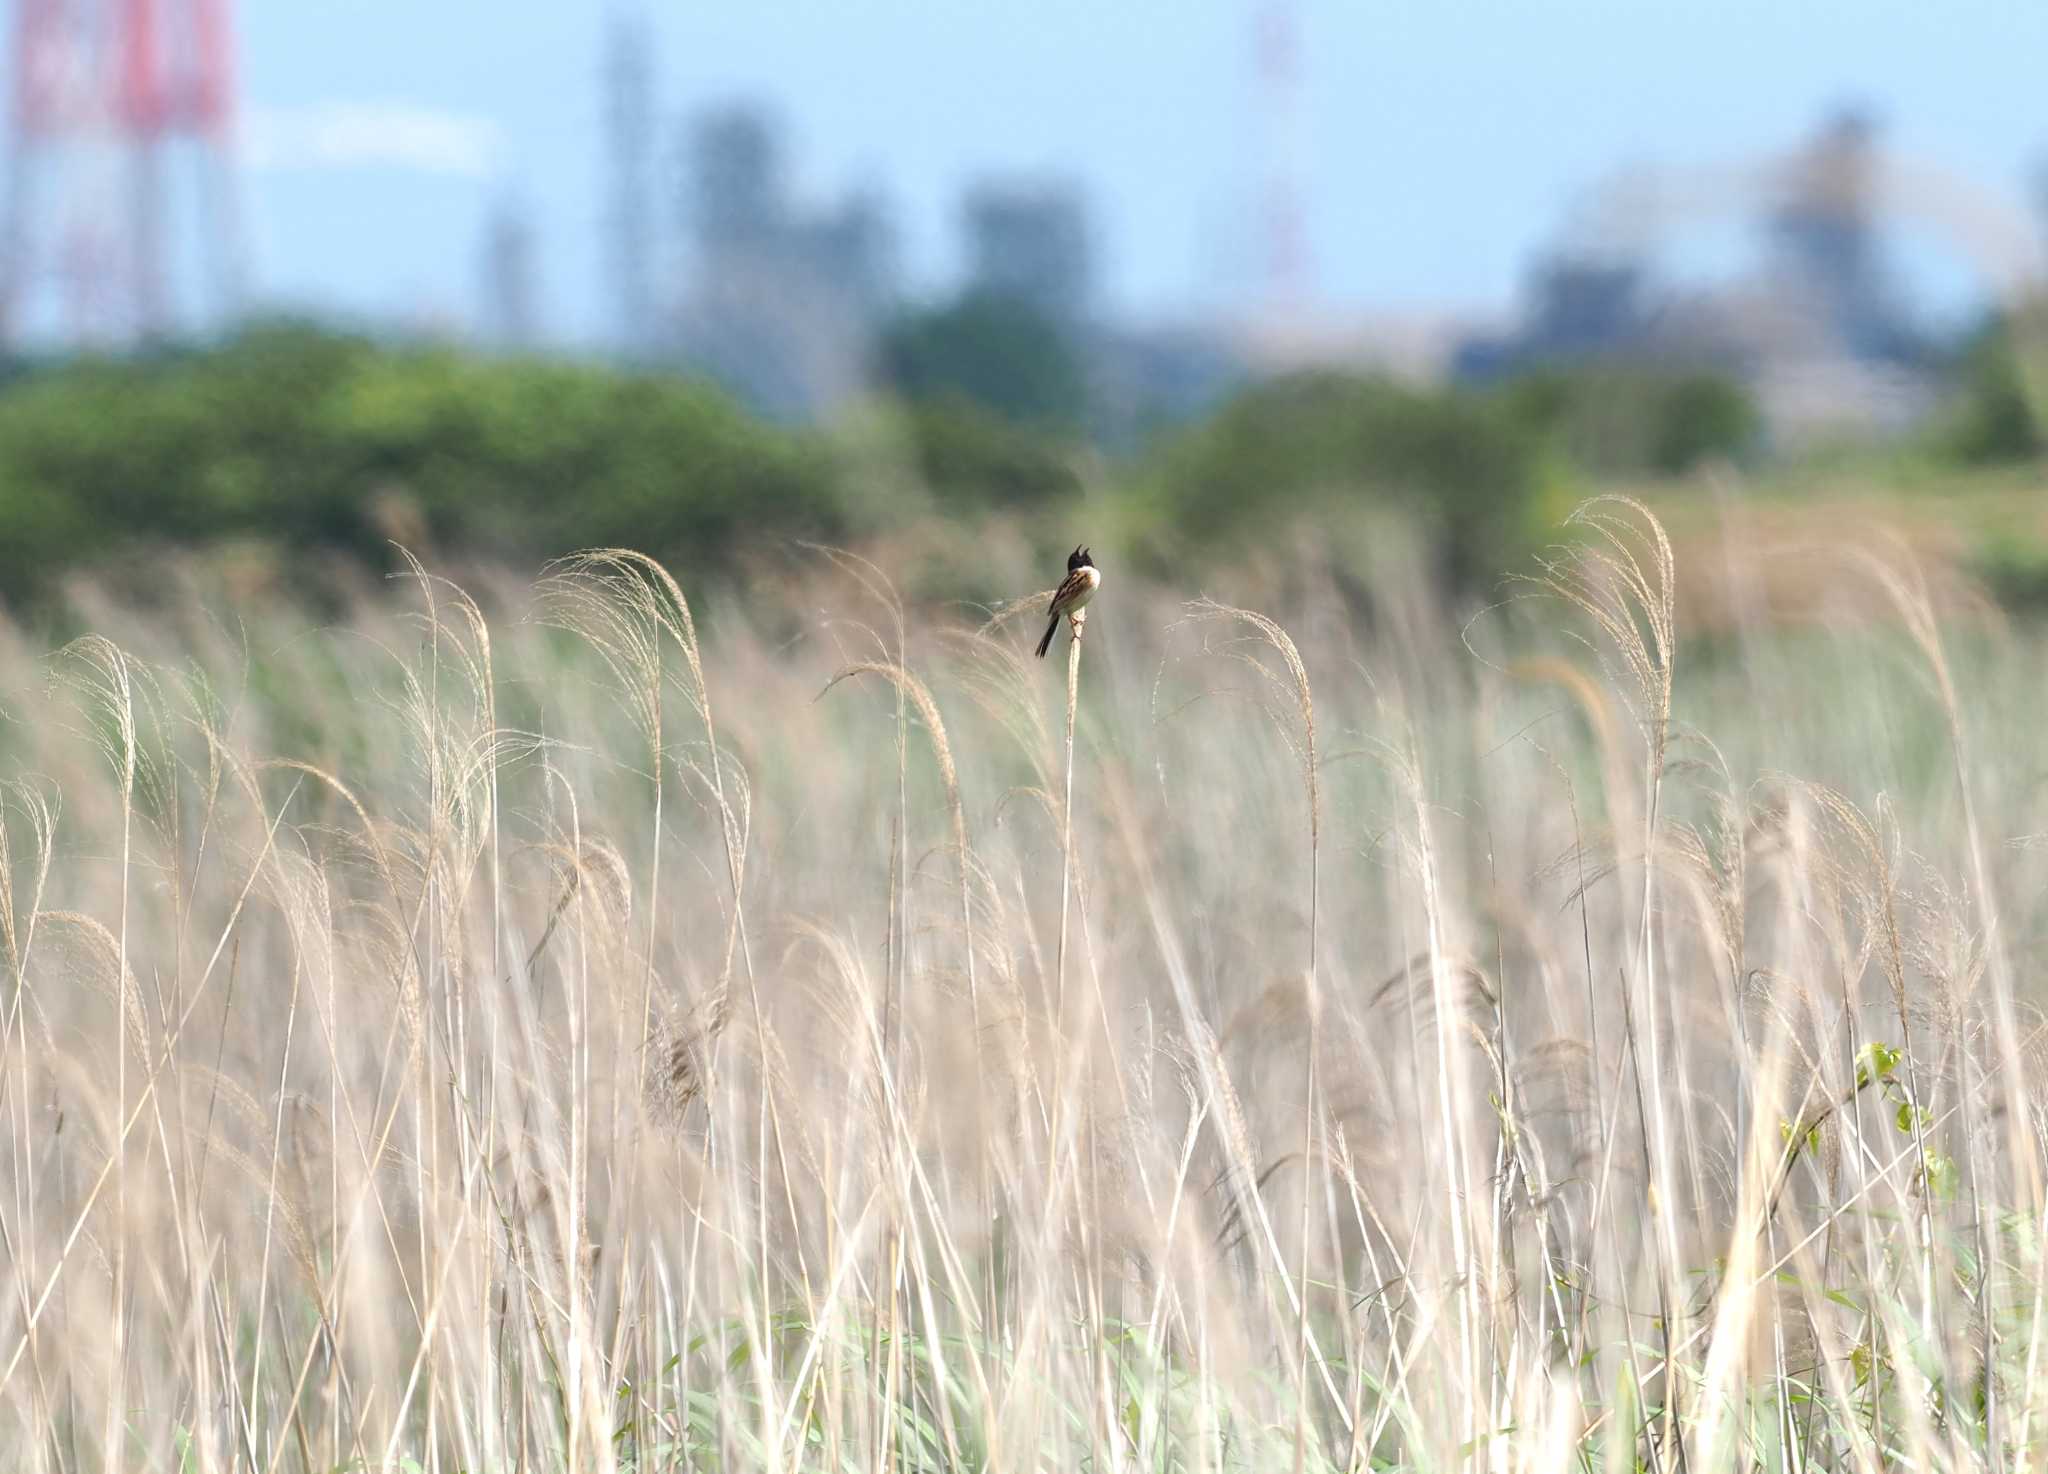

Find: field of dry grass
<box><xmin>2</xmin><ymin>497</ymin><xmax>2047</xmax><ymax>1471</ymax></box>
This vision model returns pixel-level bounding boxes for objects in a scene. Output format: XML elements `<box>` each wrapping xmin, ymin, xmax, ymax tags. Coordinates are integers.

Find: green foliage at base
<box><xmin>1940</xmin><ymin>310</ymin><xmax>2048</xmax><ymax>464</ymax></box>
<box><xmin>0</xmin><ymin>328</ymin><xmax>1579</xmax><ymax>602</ymax></box>
<box><xmin>899</xmin><ymin>396</ymin><xmax>1083</xmax><ymax>511</ymax></box>
<box><xmin>0</xmin><ymin>321</ymin><xmax>1788</xmax><ymax>609</ymax></box>
<box><xmin>878</xmin><ymin>289</ymin><xmax>1088</xmax><ymax>430</ymax></box>
<box><xmin>1500</xmin><ymin>364</ymin><xmax>1760</xmax><ymax>475</ymax></box>
<box><xmin>1137</xmin><ymin>369</ymin><xmax>1565</xmax><ymax>588</ymax></box>
<box><xmin>0</xmin><ymin>321</ymin><xmax>845</xmax><ymax>595</ymax></box>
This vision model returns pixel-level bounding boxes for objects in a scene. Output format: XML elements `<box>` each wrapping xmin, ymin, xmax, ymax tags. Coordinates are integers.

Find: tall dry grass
<box><xmin>1</xmin><ymin>501</ymin><xmax>2047</xmax><ymax>1470</ymax></box>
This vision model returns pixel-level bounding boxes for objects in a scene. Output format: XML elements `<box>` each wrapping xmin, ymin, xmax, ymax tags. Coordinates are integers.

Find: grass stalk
<box><xmin>1</xmin><ymin>509</ymin><xmax>2042</xmax><ymax>1470</ymax></box>
<box><xmin>1055</xmin><ymin>608</ymin><xmax>1085</xmax><ymax>1018</ymax></box>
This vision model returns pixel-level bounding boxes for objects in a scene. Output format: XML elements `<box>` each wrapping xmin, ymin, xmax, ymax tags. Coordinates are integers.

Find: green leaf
<box><xmin>1857</xmin><ymin>1040</ymin><xmax>1902</xmax><ymax>1086</ymax></box>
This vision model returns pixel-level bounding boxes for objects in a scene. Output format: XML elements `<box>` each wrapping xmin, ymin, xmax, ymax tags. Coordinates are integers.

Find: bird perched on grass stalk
<box><xmin>1036</xmin><ymin>544</ymin><xmax>1100</xmax><ymax>658</ymax></box>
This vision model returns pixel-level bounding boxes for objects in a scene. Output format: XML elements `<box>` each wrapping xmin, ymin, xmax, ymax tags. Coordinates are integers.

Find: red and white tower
<box><xmin>2</xmin><ymin>0</ymin><xmax>244</xmax><ymax>347</ymax></box>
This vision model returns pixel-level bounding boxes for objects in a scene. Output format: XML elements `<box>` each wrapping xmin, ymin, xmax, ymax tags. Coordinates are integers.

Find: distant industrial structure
<box><xmin>962</xmin><ymin>178</ymin><xmax>1093</xmax><ymax>326</ymax></box>
<box><xmin>634</xmin><ymin>101</ymin><xmax>1256</xmax><ymax>432</ymax></box>
<box><xmin>1</xmin><ymin>0</ymin><xmax>246</xmax><ymax>347</ymax></box>
<box><xmin>1457</xmin><ymin>109</ymin><xmax>2044</xmax><ymax>442</ymax></box>
<box><xmin>595</xmin><ymin>7</ymin><xmax>1256</xmax><ymax>432</ymax></box>
<box><xmin>1251</xmin><ymin>0</ymin><xmax>1310</xmax><ymax>319</ymax></box>
<box><xmin>586</xmin><ymin>17</ymin><xmax>2043</xmax><ymax>445</ymax></box>
<box><xmin>665</xmin><ymin>103</ymin><xmax>898</xmax><ymax>420</ymax></box>
<box><xmin>596</xmin><ymin>11</ymin><xmax>904</xmax><ymax>420</ymax></box>
<box><xmin>7</xmin><ymin>0</ymin><xmax>2020</xmax><ymax>461</ymax></box>
<box><xmin>580</xmin><ymin>0</ymin><xmax>1438</xmax><ymax>431</ymax></box>
<box><xmin>478</xmin><ymin>194</ymin><xmax>538</xmax><ymax>350</ymax></box>
<box><xmin>603</xmin><ymin>8</ymin><xmax>659</xmax><ymax>362</ymax></box>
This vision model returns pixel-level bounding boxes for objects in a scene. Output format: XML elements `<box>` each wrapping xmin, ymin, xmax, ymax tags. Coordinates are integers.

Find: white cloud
<box><xmin>242</xmin><ymin>101</ymin><xmax>504</xmax><ymax>179</ymax></box>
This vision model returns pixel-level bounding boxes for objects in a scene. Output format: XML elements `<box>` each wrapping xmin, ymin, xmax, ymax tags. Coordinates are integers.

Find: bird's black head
<box><xmin>1069</xmin><ymin>544</ymin><xmax>1094</xmax><ymax>571</ymax></box>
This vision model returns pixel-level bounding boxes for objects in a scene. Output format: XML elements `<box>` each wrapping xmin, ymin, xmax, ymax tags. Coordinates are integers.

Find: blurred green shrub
<box><xmin>0</xmin><ymin>321</ymin><xmax>1774</xmax><ymax>606</ymax></box>
<box><xmin>1139</xmin><ymin>370</ymin><xmax>1562</xmax><ymax>589</ymax></box>
<box><xmin>899</xmin><ymin>396</ymin><xmax>1082</xmax><ymax>510</ymax></box>
<box><xmin>1941</xmin><ymin>311</ymin><xmax>2046</xmax><ymax>464</ymax></box>
<box><xmin>877</xmin><ymin>290</ymin><xmax>1087</xmax><ymax>430</ymax></box>
<box><xmin>0</xmin><ymin>320</ymin><xmax>844</xmax><ymax>595</ymax></box>
<box><xmin>1972</xmin><ymin>534</ymin><xmax>2048</xmax><ymax>609</ymax></box>
<box><xmin>1500</xmin><ymin>365</ymin><xmax>1759</xmax><ymax>476</ymax></box>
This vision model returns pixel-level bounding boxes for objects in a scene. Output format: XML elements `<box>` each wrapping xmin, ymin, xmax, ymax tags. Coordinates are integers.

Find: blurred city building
<box><xmin>588</xmin><ymin>13</ymin><xmax>1257</xmax><ymax>436</ymax></box>
<box><xmin>665</xmin><ymin>103</ymin><xmax>899</xmax><ymax>421</ymax></box>
<box><xmin>954</xmin><ymin>175</ymin><xmax>1249</xmax><ymax>440</ymax></box>
<box><xmin>962</xmin><ymin>178</ymin><xmax>1094</xmax><ymax>327</ymax></box>
<box><xmin>1090</xmin><ymin>321</ymin><xmax>1247</xmax><ymax>442</ymax></box>
<box><xmin>1456</xmin><ymin>108</ymin><xmax>2042</xmax><ymax>444</ymax></box>
<box><xmin>604</xmin><ymin>9</ymin><xmax>659</xmax><ymax>362</ymax></box>
<box><xmin>478</xmin><ymin>195</ymin><xmax>538</xmax><ymax>350</ymax></box>
<box><xmin>1232</xmin><ymin>307</ymin><xmax>1474</xmax><ymax>383</ymax></box>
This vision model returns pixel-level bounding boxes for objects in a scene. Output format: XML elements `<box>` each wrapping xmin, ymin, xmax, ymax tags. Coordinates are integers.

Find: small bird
<box><xmin>1036</xmin><ymin>544</ymin><xmax>1101</xmax><ymax>658</ymax></box>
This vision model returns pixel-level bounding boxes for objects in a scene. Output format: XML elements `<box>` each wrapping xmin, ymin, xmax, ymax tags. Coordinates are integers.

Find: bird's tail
<box><xmin>1036</xmin><ymin>612</ymin><xmax>1060</xmax><ymax>658</ymax></box>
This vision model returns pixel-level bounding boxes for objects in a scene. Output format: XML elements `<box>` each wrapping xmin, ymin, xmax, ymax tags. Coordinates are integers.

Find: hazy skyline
<box><xmin>224</xmin><ymin>0</ymin><xmax>2048</xmax><ymax>345</ymax></box>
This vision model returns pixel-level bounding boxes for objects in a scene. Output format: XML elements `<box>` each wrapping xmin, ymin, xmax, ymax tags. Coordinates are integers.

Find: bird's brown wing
<box><xmin>1047</xmin><ymin>568</ymin><xmax>1086</xmax><ymax>615</ymax></box>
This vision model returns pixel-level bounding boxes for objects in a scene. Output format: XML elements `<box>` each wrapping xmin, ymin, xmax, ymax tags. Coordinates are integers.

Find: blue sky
<box><xmin>228</xmin><ymin>0</ymin><xmax>2046</xmax><ymax>347</ymax></box>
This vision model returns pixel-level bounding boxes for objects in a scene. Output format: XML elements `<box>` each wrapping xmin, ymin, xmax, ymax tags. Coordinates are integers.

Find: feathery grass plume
<box><xmin>647</xmin><ymin>981</ymin><xmax>733</xmax><ymax>1125</ymax></box>
<box><xmin>536</xmin><ymin>550</ymin><xmax>753</xmax><ymax>988</ymax></box>
<box><xmin>1532</xmin><ymin>494</ymin><xmax>1692</xmax><ymax>1432</ymax></box>
<box><xmin>37</xmin><ymin>911</ymin><xmax>148</xmax><ymax>1070</ymax></box>
<box><xmin>1656</xmin><ymin>739</ymin><xmax>1748</xmax><ymax>996</ymax></box>
<box><xmin>540</xmin><ymin>545</ymin><xmax>831</xmax><ymax>1461</ymax></box>
<box><xmin>954</xmin><ymin>609</ymin><xmax>1061</xmax><ymax>1131</ymax></box>
<box><xmin>948</xmin><ymin>620</ymin><xmax>1054</xmax><ymax>784</ymax></box>
<box><xmin>534</xmin><ymin>548</ymin><xmax>788</xmax><ymax>1420</ymax></box>
<box><xmin>1173</xmin><ymin>595</ymin><xmax>1329</xmax><ymax>1463</ymax></box>
<box><xmin>825</xmin><ymin>609</ymin><xmax>1035</xmax><ymax>1425</ymax></box>
<box><xmin>818</xmin><ymin>649</ymin><xmax>1017</xmax><ymax>1330</ymax></box>
<box><xmin>533</xmin><ymin>551</ymin><xmax>682</xmax><ymax>1087</ymax></box>
<box><xmin>15</xmin><ymin>493</ymin><xmax>2048</xmax><ymax>1467</ymax></box>
<box><xmin>1533</xmin><ymin>497</ymin><xmax>1676</xmax><ymax>759</ymax></box>
<box><xmin>1175</xmin><ymin>598</ymin><xmax>1321</xmax><ymax>979</ymax></box>
<box><xmin>388</xmin><ymin>556</ymin><xmax>528</xmax><ymax>1073</ymax></box>
<box><xmin>670</xmin><ymin>740</ymin><xmax>755</xmax><ymax>1004</ymax></box>
<box><xmin>43</xmin><ymin>634</ymin><xmax>165</xmax><ymax>1457</ymax></box>
<box><xmin>0</xmin><ymin>776</ymin><xmax>58</xmax><ymax>1028</ymax></box>
<box><xmin>820</xmin><ymin>659</ymin><xmax>981</xmax><ymax>1039</ymax></box>
<box><xmin>803</xmin><ymin>543</ymin><xmax>913</xmax><ymax>1066</ymax></box>
<box><xmin>1771</xmin><ymin>778</ymin><xmax>1955</xmax><ymax>1436</ymax></box>
<box><xmin>394</xmin><ymin>549</ymin><xmax>502</xmax><ymax>871</ymax></box>
<box><xmin>1849</xmin><ymin>537</ymin><xmax>2026</xmax><ymax>1455</ymax></box>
